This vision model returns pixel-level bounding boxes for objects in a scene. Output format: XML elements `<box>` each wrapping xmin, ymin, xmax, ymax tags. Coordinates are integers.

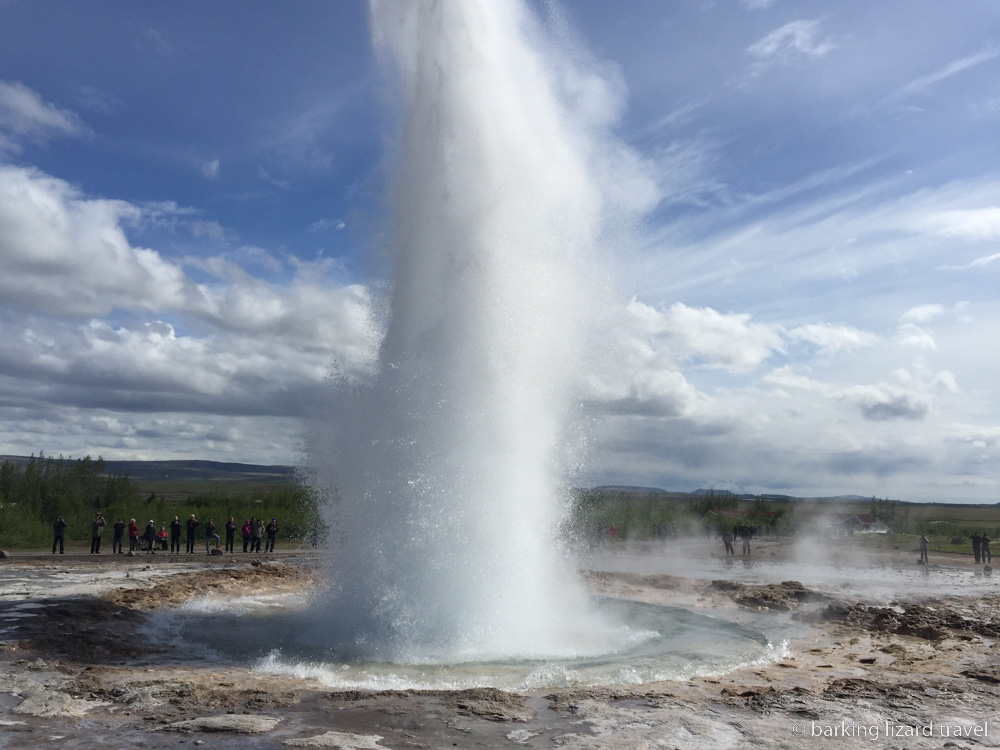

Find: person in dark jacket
<box><xmin>224</xmin><ymin>517</ymin><xmax>237</xmax><ymax>553</ymax></box>
<box><xmin>741</xmin><ymin>526</ymin><xmax>753</xmax><ymax>556</ymax></box>
<box><xmin>970</xmin><ymin>531</ymin><xmax>983</xmax><ymax>563</ymax></box>
<box><xmin>265</xmin><ymin>518</ymin><xmax>278</xmax><ymax>553</ymax></box>
<box><xmin>205</xmin><ymin>518</ymin><xmax>220</xmax><ymax>553</ymax></box>
<box><xmin>90</xmin><ymin>513</ymin><xmax>106</xmax><ymax>554</ymax></box>
<box><xmin>169</xmin><ymin>516</ymin><xmax>182</xmax><ymax>554</ymax></box>
<box><xmin>112</xmin><ymin>518</ymin><xmax>125</xmax><ymax>554</ymax></box>
<box><xmin>186</xmin><ymin>514</ymin><xmax>199</xmax><ymax>554</ymax></box>
<box><xmin>144</xmin><ymin>520</ymin><xmax>157</xmax><ymax>553</ymax></box>
<box><xmin>52</xmin><ymin>517</ymin><xmax>67</xmax><ymax>554</ymax></box>
<box><xmin>721</xmin><ymin>531</ymin><xmax>735</xmax><ymax>556</ymax></box>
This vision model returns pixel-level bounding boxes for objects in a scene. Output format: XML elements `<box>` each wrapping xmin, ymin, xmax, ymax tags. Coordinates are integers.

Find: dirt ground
<box><xmin>1</xmin><ymin>538</ymin><xmax>998</xmax><ymax>749</ymax></box>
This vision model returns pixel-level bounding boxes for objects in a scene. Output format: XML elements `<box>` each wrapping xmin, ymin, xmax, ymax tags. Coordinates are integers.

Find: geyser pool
<box><xmin>303</xmin><ymin>0</ymin><xmax>637</xmax><ymax>662</ymax></box>
<box><xmin>157</xmin><ymin>594</ymin><xmax>780</xmax><ymax>691</ymax></box>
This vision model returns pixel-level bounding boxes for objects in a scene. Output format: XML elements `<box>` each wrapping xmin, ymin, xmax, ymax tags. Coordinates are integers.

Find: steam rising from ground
<box><xmin>304</xmin><ymin>0</ymin><xmax>646</xmax><ymax>661</ymax></box>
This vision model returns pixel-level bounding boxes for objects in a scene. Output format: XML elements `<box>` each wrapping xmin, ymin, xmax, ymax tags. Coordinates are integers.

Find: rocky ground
<box><xmin>1</xmin><ymin>540</ymin><xmax>998</xmax><ymax>749</ymax></box>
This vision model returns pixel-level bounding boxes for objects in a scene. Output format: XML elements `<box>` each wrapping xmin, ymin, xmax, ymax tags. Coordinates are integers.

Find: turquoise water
<box><xmin>162</xmin><ymin>595</ymin><xmax>781</xmax><ymax>690</ymax></box>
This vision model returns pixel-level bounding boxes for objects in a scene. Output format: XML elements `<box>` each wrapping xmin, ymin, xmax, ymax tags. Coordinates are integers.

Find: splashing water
<box><xmin>305</xmin><ymin>0</ymin><xmax>642</xmax><ymax>663</ymax></box>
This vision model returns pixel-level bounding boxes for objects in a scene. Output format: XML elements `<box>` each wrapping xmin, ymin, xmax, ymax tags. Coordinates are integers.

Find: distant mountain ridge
<box><xmin>0</xmin><ymin>455</ymin><xmax>295</xmax><ymax>483</ymax></box>
<box><xmin>592</xmin><ymin>485</ymin><xmax>870</xmax><ymax>502</ymax></box>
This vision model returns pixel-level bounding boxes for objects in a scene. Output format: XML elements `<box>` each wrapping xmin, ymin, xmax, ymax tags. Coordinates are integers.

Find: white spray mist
<box><xmin>306</xmin><ymin>0</ymin><xmax>648</xmax><ymax>662</ymax></box>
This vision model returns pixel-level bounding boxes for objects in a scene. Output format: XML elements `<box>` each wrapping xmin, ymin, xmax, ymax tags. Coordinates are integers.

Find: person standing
<box><xmin>205</xmin><ymin>518</ymin><xmax>221</xmax><ymax>553</ymax></box>
<box><xmin>144</xmin><ymin>520</ymin><xmax>157</xmax><ymax>554</ymax></box>
<box><xmin>919</xmin><ymin>534</ymin><xmax>929</xmax><ymax>564</ymax></box>
<box><xmin>242</xmin><ymin>519</ymin><xmax>252</xmax><ymax>553</ymax></box>
<box><xmin>721</xmin><ymin>531</ymin><xmax>735</xmax><ymax>556</ymax></box>
<box><xmin>112</xmin><ymin>518</ymin><xmax>125</xmax><ymax>554</ymax></box>
<box><xmin>90</xmin><ymin>513</ymin><xmax>106</xmax><ymax>554</ymax></box>
<box><xmin>970</xmin><ymin>531</ymin><xmax>983</xmax><ymax>564</ymax></box>
<box><xmin>265</xmin><ymin>518</ymin><xmax>278</xmax><ymax>553</ymax></box>
<box><xmin>741</xmin><ymin>527</ymin><xmax>753</xmax><ymax>556</ymax></box>
<box><xmin>127</xmin><ymin>518</ymin><xmax>139</xmax><ymax>552</ymax></box>
<box><xmin>52</xmin><ymin>516</ymin><xmax>67</xmax><ymax>554</ymax></box>
<box><xmin>185</xmin><ymin>514</ymin><xmax>199</xmax><ymax>554</ymax></box>
<box><xmin>982</xmin><ymin>533</ymin><xmax>992</xmax><ymax>564</ymax></box>
<box><xmin>169</xmin><ymin>516</ymin><xmax>182</xmax><ymax>554</ymax></box>
<box><xmin>252</xmin><ymin>518</ymin><xmax>264</xmax><ymax>553</ymax></box>
<box><xmin>224</xmin><ymin>517</ymin><xmax>237</xmax><ymax>553</ymax></box>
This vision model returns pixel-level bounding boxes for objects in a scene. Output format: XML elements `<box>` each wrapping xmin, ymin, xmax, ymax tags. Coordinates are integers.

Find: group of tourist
<box><xmin>969</xmin><ymin>531</ymin><xmax>993</xmax><ymax>564</ymax></box>
<box><xmin>52</xmin><ymin>514</ymin><xmax>280</xmax><ymax>555</ymax></box>
<box><xmin>720</xmin><ymin>524</ymin><xmax>754</xmax><ymax>556</ymax></box>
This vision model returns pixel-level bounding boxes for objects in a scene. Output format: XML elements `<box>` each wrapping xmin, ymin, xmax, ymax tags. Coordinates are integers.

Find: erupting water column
<box><xmin>309</xmin><ymin>0</ymin><xmax>627</xmax><ymax>662</ymax></box>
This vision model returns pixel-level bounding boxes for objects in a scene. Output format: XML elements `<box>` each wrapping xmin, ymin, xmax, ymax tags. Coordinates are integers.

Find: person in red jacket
<box><xmin>127</xmin><ymin>518</ymin><xmax>139</xmax><ymax>552</ymax></box>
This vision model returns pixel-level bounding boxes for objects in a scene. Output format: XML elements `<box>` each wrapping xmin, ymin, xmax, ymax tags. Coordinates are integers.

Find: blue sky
<box><xmin>2</xmin><ymin>0</ymin><xmax>999</xmax><ymax>501</ymax></box>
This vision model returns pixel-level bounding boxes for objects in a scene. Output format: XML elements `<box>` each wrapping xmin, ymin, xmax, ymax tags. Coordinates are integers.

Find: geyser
<box><xmin>308</xmin><ymin>0</ymin><xmax>633</xmax><ymax>662</ymax></box>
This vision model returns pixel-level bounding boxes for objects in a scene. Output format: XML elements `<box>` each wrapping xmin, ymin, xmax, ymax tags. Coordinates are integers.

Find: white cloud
<box><xmin>649</xmin><ymin>138</ymin><xmax>728</xmax><ymax>208</ymax></box>
<box><xmin>895</xmin><ymin>323</ymin><xmax>936</xmax><ymax>350</ymax></box>
<box><xmin>201</xmin><ymin>159</ymin><xmax>220</xmax><ymax>179</ymax></box>
<box><xmin>788</xmin><ymin>323</ymin><xmax>878</xmax><ymax>354</ymax></box>
<box><xmin>933</xmin><ymin>370</ymin><xmax>959</xmax><ymax>393</ymax></box>
<box><xmin>0</xmin><ymin>163</ymin><xmax>378</xmax><ymax>389</ymax></box>
<box><xmin>308</xmin><ymin>217</ymin><xmax>347</xmax><ymax>232</ymax></box>
<box><xmin>633</xmin><ymin>300</ymin><xmax>783</xmax><ymax>373</ymax></box>
<box><xmin>924</xmin><ymin>207</ymin><xmax>1000</xmax><ymax>241</ymax></box>
<box><xmin>0</xmin><ymin>164</ymin><xmax>201</xmax><ymax>317</ymax></box>
<box><xmin>747</xmin><ymin>20</ymin><xmax>836</xmax><ymax>69</ymax></box>
<box><xmin>894</xmin><ymin>47</ymin><xmax>1000</xmax><ymax>98</ymax></box>
<box><xmin>229</xmin><ymin>245</ymin><xmax>286</xmax><ymax>275</ymax></box>
<box><xmin>191</xmin><ymin>219</ymin><xmax>228</xmax><ymax>243</ymax></box>
<box><xmin>763</xmin><ymin>365</ymin><xmax>827</xmax><ymax>393</ymax></box>
<box><xmin>900</xmin><ymin>304</ymin><xmax>944</xmax><ymax>324</ymax></box>
<box><xmin>0</xmin><ymin>80</ymin><xmax>91</xmax><ymax>153</ymax></box>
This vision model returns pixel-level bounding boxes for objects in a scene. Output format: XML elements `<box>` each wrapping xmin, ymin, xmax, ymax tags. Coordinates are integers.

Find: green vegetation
<box><xmin>567</xmin><ymin>488</ymin><xmax>997</xmax><ymax>551</ymax></box>
<box><xmin>3</xmin><ymin>453</ymin><xmax>995</xmax><ymax>558</ymax></box>
<box><xmin>569</xmin><ymin>488</ymin><xmax>790</xmax><ymax>541</ymax></box>
<box><xmin>0</xmin><ymin>454</ymin><xmax>325</xmax><ymax>550</ymax></box>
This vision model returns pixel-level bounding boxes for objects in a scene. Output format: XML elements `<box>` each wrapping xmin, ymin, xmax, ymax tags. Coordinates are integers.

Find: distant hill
<box><xmin>590</xmin><ymin>487</ymin><xmax>879</xmax><ymax>504</ymax></box>
<box><xmin>689</xmin><ymin>489</ymin><xmax>871</xmax><ymax>503</ymax></box>
<box><xmin>0</xmin><ymin>456</ymin><xmax>296</xmax><ymax>483</ymax></box>
<box><xmin>592</xmin><ymin>486</ymin><xmax>675</xmax><ymax>495</ymax></box>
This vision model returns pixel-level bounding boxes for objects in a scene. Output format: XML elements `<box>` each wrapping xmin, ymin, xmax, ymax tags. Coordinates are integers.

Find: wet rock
<box><xmin>110</xmin><ymin>680</ymin><xmax>202</xmax><ymax>710</ymax></box>
<box><xmin>801</xmin><ymin>600</ymin><xmax>1000</xmax><ymax>640</ymax></box>
<box><xmin>242</xmin><ymin>689</ymin><xmax>299</xmax><ymax>711</ymax></box>
<box><xmin>710</xmin><ymin>580</ymin><xmax>826</xmax><ymax>611</ymax></box>
<box><xmin>960</xmin><ymin>669</ymin><xmax>1000</xmax><ymax>685</ymax></box>
<box><xmin>161</xmin><ymin>714</ymin><xmax>281</xmax><ymax>734</ymax></box>
<box><xmin>0</xmin><ymin>672</ymin><xmax>108</xmax><ymax>718</ymax></box>
<box><xmin>450</xmin><ymin>687</ymin><xmax>533</xmax><ymax>722</ymax></box>
<box><xmin>325</xmin><ymin>687</ymin><xmax>532</xmax><ymax>722</ymax></box>
<box><xmin>822</xmin><ymin>677</ymin><xmax>925</xmax><ymax>700</ymax></box>
<box><xmin>283</xmin><ymin>731</ymin><xmax>388</xmax><ymax>748</ymax></box>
